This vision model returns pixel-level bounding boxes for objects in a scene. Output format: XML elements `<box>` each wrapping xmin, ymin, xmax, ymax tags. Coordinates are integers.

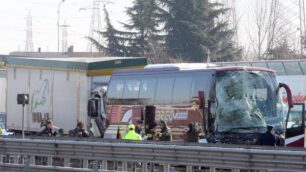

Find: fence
<box><xmin>0</xmin><ymin>137</ymin><xmax>305</xmax><ymax>172</ymax></box>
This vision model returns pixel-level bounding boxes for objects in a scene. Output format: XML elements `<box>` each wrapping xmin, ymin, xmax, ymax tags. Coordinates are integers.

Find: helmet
<box><xmin>159</xmin><ymin>120</ymin><xmax>167</xmax><ymax>126</ymax></box>
<box><xmin>128</xmin><ymin>124</ymin><xmax>135</xmax><ymax>130</ymax></box>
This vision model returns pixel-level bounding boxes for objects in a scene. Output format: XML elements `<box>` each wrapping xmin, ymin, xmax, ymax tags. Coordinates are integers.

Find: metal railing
<box><xmin>0</xmin><ymin>137</ymin><xmax>306</xmax><ymax>172</ymax></box>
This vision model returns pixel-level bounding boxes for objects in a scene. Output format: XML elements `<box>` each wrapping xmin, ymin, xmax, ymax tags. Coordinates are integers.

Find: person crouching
<box><xmin>69</xmin><ymin>121</ymin><xmax>89</xmax><ymax>137</ymax></box>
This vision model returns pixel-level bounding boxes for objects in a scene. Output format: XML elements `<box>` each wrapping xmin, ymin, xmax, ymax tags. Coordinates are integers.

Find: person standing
<box><xmin>278</xmin><ymin>130</ymin><xmax>286</xmax><ymax>146</ymax></box>
<box><xmin>69</xmin><ymin>121</ymin><xmax>89</xmax><ymax>137</ymax></box>
<box><xmin>145</xmin><ymin>121</ymin><xmax>157</xmax><ymax>141</ymax></box>
<box><xmin>185</xmin><ymin>123</ymin><xmax>201</xmax><ymax>142</ymax></box>
<box><xmin>123</xmin><ymin>124</ymin><xmax>142</xmax><ymax>141</ymax></box>
<box><xmin>256</xmin><ymin>125</ymin><xmax>279</xmax><ymax>146</ymax></box>
<box><xmin>157</xmin><ymin>120</ymin><xmax>172</xmax><ymax>141</ymax></box>
<box><xmin>135</xmin><ymin>120</ymin><xmax>145</xmax><ymax>137</ymax></box>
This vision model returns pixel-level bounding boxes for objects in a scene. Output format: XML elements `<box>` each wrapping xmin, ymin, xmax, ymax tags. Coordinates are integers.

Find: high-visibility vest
<box><xmin>123</xmin><ymin>130</ymin><xmax>142</xmax><ymax>140</ymax></box>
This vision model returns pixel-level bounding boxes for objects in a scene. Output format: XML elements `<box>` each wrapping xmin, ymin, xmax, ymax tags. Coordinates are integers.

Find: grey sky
<box><xmin>0</xmin><ymin>0</ymin><xmax>132</xmax><ymax>54</ymax></box>
<box><xmin>0</xmin><ymin>0</ymin><xmax>302</xmax><ymax>57</ymax></box>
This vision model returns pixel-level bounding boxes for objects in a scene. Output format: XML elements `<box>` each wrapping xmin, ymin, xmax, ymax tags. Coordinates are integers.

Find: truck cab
<box><xmin>286</xmin><ymin>103</ymin><xmax>305</xmax><ymax>147</ymax></box>
<box><xmin>87</xmin><ymin>86</ymin><xmax>108</xmax><ymax>138</ymax></box>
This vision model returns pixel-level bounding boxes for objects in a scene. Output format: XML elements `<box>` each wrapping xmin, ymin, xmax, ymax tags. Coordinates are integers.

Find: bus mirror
<box><xmin>198</xmin><ymin>91</ymin><xmax>205</xmax><ymax>109</ymax></box>
<box><xmin>278</xmin><ymin>83</ymin><xmax>294</xmax><ymax>109</ymax></box>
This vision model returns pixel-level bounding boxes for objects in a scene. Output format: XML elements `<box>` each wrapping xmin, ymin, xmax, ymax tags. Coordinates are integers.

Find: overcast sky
<box><xmin>0</xmin><ymin>0</ymin><xmax>301</xmax><ymax>55</ymax></box>
<box><xmin>0</xmin><ymin>0</ymin><xmax>132</xmax><ymax>54</ymax></box>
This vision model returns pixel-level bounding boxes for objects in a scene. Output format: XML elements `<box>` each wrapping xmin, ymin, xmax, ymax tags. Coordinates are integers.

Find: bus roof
<box><xmin>145</xmin><ymin>63</ymin><xmax>217</xmax><ymax>69</ymax></box>
<box><xmin>113</xmin><ymin>65</ymin><xmax>275</xmax><ymax>76</ymax></box>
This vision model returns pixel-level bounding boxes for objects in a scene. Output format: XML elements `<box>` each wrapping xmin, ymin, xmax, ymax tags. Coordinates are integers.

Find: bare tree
<box><xmin>246</xmin><ymin>0</ymin><xmax>303</xmax><ymax>60</ymax></box>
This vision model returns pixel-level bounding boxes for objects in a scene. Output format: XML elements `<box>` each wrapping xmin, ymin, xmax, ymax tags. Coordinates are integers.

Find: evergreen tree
<box><xmin>122</xmin><ymin>0</ymin><xmax>163</xmax><ymax>56</ymax></box>
<box><xmin>159</xmin><ymin>0</ymin><xmax>241</xmax><ymax>62</ymax></box>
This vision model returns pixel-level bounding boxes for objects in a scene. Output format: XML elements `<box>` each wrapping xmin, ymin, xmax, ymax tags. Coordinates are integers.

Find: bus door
<box><xmin>286</xmin><ymin>103</ymin><xmax>305</xmax><ymax>147</ymax></box>
<box><xmin>144</xmin><ymin>106</ymin><xmax>156</xmax><ymax>140</ymax></box>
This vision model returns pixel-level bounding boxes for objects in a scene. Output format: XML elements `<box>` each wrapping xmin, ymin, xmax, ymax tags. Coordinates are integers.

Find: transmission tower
<box><xmin>270</xmin><ymin>0</ymin><xmax>306</xmax><ymax>58</ymax></box>
<box><xmin>61</xmin><ymin>21</ymin><xmax>69</xmax><ymax>52</ymax></box>
<box><xmin>88</xmin><ymin>0</ymin><xmax>102</xmax><ymax>52</ymax></box>
<box><xmin>211</xmin><ymin>0</ymin><xmax>238</xmax><ymax>47</ymax></box>
<box><xmin>25</xmin><ymin>11</ymin><xmax>34</xmax><ymax>52</ymax></box>
<box><xmin>230</xmin><ymin>0</ymin><xmax>238</xmax><ymax>47</ymax></box>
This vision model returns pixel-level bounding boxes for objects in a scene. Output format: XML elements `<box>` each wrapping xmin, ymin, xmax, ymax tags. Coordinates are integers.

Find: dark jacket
<box><xmin>135</xmin><ymin>126</ymin><xmax>145</xmax><ymax>137</ymax></box>
<box><xmin>158</xmin><ymin>127</ymin><xmax>172</xmax><ymax>141</ymax></box>
<box><xmin>135</xmin><ymin>126</ymin><xmax>142</xmax><ymax>135</ymax></box>
<box><xmin>36</xmin><ymin>128</ymin><xmax>56</xmax><ymax>137</ymax></box>
<box><xmin>256</xmin><ymin>132</ymin><xmax>279</xmax><ymax>146</ymax></box>
<box><xmin>69</xmin><ymin>128</ymin><xmax>89</xmax><ymax>137</ymax></box>
<box><xmin>185</xmin><ymin>131</ymin><xmax>200</xmax><ymax>142</ymax></box>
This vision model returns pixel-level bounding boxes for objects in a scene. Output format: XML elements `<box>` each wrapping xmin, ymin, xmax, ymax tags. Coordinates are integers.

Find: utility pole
<box><xmin>231</xmin><ymin>0</ymin><xmax>238</xmax><ymax>48</ymax></box>
<box><xmin>302</xmin><ymin>0</ymin><xmax>306</xmax><ymax>59</ymax></box>
<box><xmin>25</xmin><ymin>11</ymin><xmax>34</xmax><ymax>52</ymax></box>
<box><xmin>88</xmin><ymin>0</ymin><xmax>102</xmax><ymax>52</ymax></box>
<box><xmin>299</xmin><ymin>0</ymin><xmax>305</xmax><ymax>59</ymax></box>
<box><xmin>211</xmin><ymin>0</ymin><xmax>238</xmax><ymax>47</ymax></box>
<box><xmin>58</xmin><ymin>0</ymin><xmax>66</xmax><ymax>52</ymax></box>
<box><xmin>17</xmin><ymin>94</ymin><xmax>29</xmax><ymax>139</ymax></box>
<box><xmin>206</xmin><ymin>48</ymin><xmax>211</xmax><ymax>63</ymax></box>
<box><xmin>61</xmin><ymin>21</ymin><xmax>70</xmax><ymax>52</ymax></box>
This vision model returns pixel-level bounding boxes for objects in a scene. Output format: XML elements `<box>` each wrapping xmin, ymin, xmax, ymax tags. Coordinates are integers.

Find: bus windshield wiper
<box><xmin>223</xmin><ymin>126</ymin><xmax>266</xmax><ymax>133</ymax></box>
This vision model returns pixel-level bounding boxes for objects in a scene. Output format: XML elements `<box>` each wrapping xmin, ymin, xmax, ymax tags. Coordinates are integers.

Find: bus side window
<box><xmin>190</xmin><ymin>73</ymin><xmax>213</xmax><ymax>102</ymax></box>
<box><xmin>139</xmin><ymin>78</ymin><xmax>157</xmax><ymax>104</ymax></box>
<box><xmin>172</xmin><ymin>76</ymin><xmax>192</xmax><ymax>104</ymax></box>
<box><xmin>155</xmin><ymin>77</ymin><xmax>175</xmax><ymax>104</ymax></box>
<box><xmin>107</xmin><ymin>78</ymin><xmax>125</xmax><ymax>99</ymax></box>
<box><xmin>123</xmin><ymin>79</ymin><xmax>140</xmax><ymax>99</ymax></box>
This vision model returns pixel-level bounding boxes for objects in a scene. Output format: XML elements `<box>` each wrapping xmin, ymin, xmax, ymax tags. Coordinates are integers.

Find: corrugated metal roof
<box><xmin>215</xmin><ymin>59</ymin><xmax>306</xmax><ymax>76</ymax></box>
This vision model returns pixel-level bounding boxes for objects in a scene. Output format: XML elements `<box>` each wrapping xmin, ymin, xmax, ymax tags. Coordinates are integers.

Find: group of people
<box><xmin>36</xmin><ymin>120</ymin><xmax>89</xmax><ymax>138</ymax></box>
<box><xmin>123</xmin><ymin>120</ymin><xmax>172</xmax><ymax>141</ymax></box>
<box><xmin>36</xmin><ymin>119</ymin><xmax>283</xmax><ymax>146</ymax></box>
<box><xmin>256</xmin><ymin>125</ymin><xmax>285</xmax><ymax>146</ymax></box>
<box><xmin>36</xmin><ymin>119</ymin><xmax>204</xmax><ymax>142</ymax></box>
<box><xmin>123</xmin><ymin>120</ymin><xmax>203</xmax><ymax>142</ymax></box>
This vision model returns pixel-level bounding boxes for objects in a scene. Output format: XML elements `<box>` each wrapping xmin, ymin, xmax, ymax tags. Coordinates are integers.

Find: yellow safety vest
<box><xmin>123</xmin><ymin>130</ymin><xmax>142</xmax><ymax>141</ymax></box>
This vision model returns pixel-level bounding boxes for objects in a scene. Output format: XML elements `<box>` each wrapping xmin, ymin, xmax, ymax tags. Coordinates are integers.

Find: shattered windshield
<box><xmin>215</xmin><ymin>70</ymin><xmax>287</xmax><ymax>133</ymax></box>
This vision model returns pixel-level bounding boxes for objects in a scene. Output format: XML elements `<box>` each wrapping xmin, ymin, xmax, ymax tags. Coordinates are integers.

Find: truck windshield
<box><xmin>215</xmin><ymin>70</ymin><xmax>287</xmax><ymax>133</ymax></box>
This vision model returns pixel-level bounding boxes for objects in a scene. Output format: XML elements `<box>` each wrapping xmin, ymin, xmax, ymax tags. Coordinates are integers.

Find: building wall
<box><xmin>6</xmin><ymin>67</ymin><xmax>90</xmax><ymax>133</ymax></box>
<box><xmin>0</xmin><ymin>70</ymin><xmax>6</xmax><ymax>113</ymax></box>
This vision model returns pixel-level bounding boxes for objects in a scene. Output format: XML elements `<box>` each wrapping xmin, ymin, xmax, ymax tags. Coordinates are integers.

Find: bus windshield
<box><xmin>215</xmin><ymin>70</ymin><xmax>287</xmax><ymax>133</ymax></box>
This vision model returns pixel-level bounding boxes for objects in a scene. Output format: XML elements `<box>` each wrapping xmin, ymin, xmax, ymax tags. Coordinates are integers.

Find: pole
<box><xmin>299</xmin><ymin>0</ymin><xmax>304</xmax><ymax>59</ymax></box>
<box><xmin>22</xmin><ymin>103</ymin><xmax>25</xmax><ymax>139</ymax></box>
<box><xmin>57</xmin><ymin>0</ymin><xmax>66</xmax><ymax>52</ymax></box>
<box><xmin>57</xmin><ymin>2</ymin><xmax>61</xmax><ymax>52</ymax></box>
<box><xmin>302</xmin><ymin>0</ymin><xmax>306</xmax><ymax>56</ymax></box>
